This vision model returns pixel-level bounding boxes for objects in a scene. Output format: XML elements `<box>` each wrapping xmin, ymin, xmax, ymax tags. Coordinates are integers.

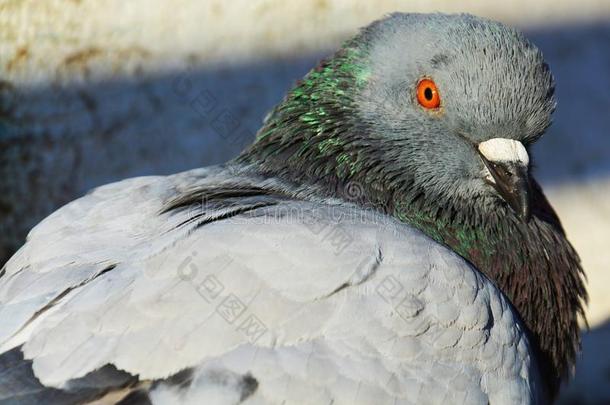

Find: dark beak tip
<box><xmin>505</xmin><ymin>193</ymin><xmax>531</xmax><ymax>222</ymax></box>
<box><xmin>485</xmin><ymin>161</ymin><xmax>532</xmax><ymax>222</ymax></box>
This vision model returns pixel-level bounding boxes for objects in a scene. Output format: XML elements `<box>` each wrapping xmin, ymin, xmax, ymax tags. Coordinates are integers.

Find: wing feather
<box><xmin>0</xmin><ymin>167</ymin><xmax>543</xmax><ymax>404</ymax></box>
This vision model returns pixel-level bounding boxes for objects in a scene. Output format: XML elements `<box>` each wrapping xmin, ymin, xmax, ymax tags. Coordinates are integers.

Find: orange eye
<box><xmin>416</xmin><ymin>78</ymin><xmax>441</xmax><ymax>109</ymax></box>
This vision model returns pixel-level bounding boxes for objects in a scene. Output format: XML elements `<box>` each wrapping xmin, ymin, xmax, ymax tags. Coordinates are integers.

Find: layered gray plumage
<box><xmin>1</xmin><ymin>166</ymin><xmax>542</xmax><ymax>404</ymax></box>
<box><xmin>0</xmin><ymin>11</ymin><xmax>584</xmax><ymax>405</ymax></box>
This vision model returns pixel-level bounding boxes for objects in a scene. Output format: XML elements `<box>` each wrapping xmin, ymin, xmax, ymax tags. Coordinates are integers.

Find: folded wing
<box><xmin>0</xmin><ymin>166</ymin><xmax>542</xmax><ymax>404</ymax></box>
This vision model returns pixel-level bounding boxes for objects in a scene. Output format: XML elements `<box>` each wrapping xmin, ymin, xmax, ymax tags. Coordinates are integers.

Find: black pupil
<box><xmin>424</xmin><ymin>87</ymin><xmax>433</xmax><ymax>100</ymax></box>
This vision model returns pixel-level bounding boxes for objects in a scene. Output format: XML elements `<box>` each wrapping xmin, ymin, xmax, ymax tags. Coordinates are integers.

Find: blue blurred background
<box><xmin>1</xmin><ymin>1</ymin><xmax>608</xmax><ymax>402</ymax></box>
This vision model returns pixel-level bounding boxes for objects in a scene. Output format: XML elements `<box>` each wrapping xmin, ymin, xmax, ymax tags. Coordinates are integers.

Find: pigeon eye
<box><xmin>416</xmin><ymin>78</ymin><xmax>441</xmax><ymax>109</ymax></box>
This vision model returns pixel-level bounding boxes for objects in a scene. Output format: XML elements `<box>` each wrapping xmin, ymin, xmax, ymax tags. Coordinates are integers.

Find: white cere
<box><xmin>478</xmin><ymin>138</ymin><xmax>530</xmax><ymax>167</ymax></box>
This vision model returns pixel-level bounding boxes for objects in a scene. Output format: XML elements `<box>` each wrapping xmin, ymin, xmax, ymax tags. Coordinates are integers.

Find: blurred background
<box><xmin>1</xmin><ymin>1</ymin><xmax>608</xmax><ymax>402</ymax></box>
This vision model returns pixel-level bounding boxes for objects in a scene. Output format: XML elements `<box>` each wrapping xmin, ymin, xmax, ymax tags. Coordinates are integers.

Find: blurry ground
<box><xmin>1</xmin><ymin>0</ymin><xmax>609</xmax><ymax>402</ymax></box>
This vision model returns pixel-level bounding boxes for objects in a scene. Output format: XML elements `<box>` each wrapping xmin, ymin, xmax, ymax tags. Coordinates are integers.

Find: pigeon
<box><xmin>0</xmin><ymin>12</ymin><xmax>586</xmax><ymax>405</ymax></box>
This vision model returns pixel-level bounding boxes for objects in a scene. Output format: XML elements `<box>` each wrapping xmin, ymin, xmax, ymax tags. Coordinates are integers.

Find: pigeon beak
<box><xmin>478</xmin><ymin>139</ymin><xmax>532</xmax><ymax>221</ymax></box>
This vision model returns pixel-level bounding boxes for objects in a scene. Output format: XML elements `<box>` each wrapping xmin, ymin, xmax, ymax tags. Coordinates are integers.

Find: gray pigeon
<box><xmin>0</xmin><ymin>13</ymin><xmax>586</xmax><ymax>405</ymax></box>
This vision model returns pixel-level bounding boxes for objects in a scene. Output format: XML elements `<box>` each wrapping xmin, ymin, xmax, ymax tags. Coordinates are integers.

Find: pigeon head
<box><xmin>239</xmin><ymin>13</ymin><xmax>585</xmax><ymax>398</ymax></box>
<box><xmin>242</xmin><ymin>13</ymin><xmax>557</xmax><ymax>220</ymax></box>
<box><xmin>356</xmin><ymin>13</ymin><xmax>556</xmax><ymax>219</ymax></box>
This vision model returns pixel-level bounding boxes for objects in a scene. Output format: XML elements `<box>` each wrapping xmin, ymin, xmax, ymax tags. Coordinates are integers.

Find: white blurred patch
<box><xmin>478</xmin><ymin>139</ymin><xmax>529</xmax><ymax>167</ymax></box>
